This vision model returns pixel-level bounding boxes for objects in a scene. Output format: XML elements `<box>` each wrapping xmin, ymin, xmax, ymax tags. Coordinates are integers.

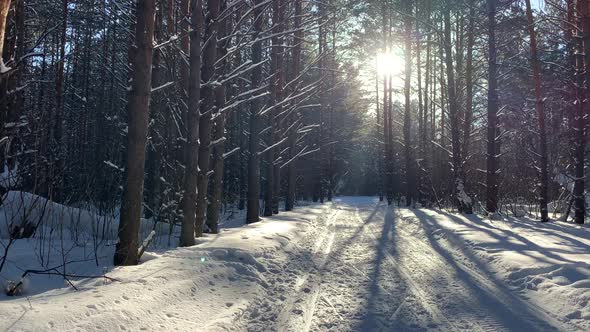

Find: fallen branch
<box><xmin>137</xmin><ymin>230</ymin><xmax>156</xmax><ymax>261</ymax></box>
<box><xmin>5</xmin><ymin>267</ymin><xmax>119</xmax><ymax>296</ymax></box>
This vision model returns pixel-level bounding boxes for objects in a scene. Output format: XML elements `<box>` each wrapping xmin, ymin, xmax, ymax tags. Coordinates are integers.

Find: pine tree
<box><xmin>114</xmin><ymin>0</ymin><xmax>157</xmax><ymax>266</ymax></box>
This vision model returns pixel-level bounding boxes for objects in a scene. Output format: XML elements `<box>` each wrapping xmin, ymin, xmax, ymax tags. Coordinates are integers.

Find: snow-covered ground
<box><xmin>404</xmin><ymin>208</ymin><xmax>590</xmax><ymax>330</ymax></box>
<box><xmin>1</xmin><ymin>196</ymin><xmax>589</xmax><ymax>331</ymax></box>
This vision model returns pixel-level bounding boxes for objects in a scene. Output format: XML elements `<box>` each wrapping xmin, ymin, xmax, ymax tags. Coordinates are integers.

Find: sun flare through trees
<box><xmin>0</xmin><ymin>0</ymin><xmax>589</xmax><ymax>331</ymax></box>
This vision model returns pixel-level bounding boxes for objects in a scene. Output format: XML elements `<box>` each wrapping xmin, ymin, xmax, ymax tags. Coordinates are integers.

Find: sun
<box><xmin>376</xmin><ymin>52</ymin><xmax>404</xmax><ymax>78</ymax></box>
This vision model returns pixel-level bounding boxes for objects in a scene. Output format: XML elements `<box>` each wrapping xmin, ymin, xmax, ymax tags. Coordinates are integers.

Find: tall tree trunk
<box><xmin>565</xmin><ymin>0</ymin><xmax>576</xmax><ymax>222</ymax></box>
<box><xmin>0</xmin><ymin>0</ymin><xmax>24</xmax><ymax>172</ymax></box>
<box><xmin>179</xmin><ymin>0</ymin><xmax>190</xmax><ymax>132</ymax></box>
<box><xmin>246</xmin><ymin>0</ymin><xmax>263</xmax><ymax>224</ymax></box>
<box><xmin>486</xmin><ymin>0</ymin><xmax>499</xmax><ymax>214</ymax></box>
<box><xmin>206</xmin><ymin>92</ymin><xmax>226</xmax><ymax>234</ymax></box>
<box><xmin>422</xmin><ymin>0</ymin><xmax>432</xmax><ymax>206</ymax></box>
<box><xmin>463</xmin><ymin>0</ymin><xmax>475</xmax><ymax>184</ymax></box>
<box><xmin>179</xmin><ymin>0</ymin><xmax>203</xmax><ymax>246</ymax></box>
<box><xmin>524</xmin><ymin>0</ymin><xmax>549</xmax><ymax>222</ymax></box>
<box><xmin>382</xmin><ymin>4</ymin><xmax>392</xmax><ymax>205</ymax></box>
<box><xmin>444</xmin><ymin>2</ymin><xmax>472</xmax><ymax>214</ymax></box>
<box><xmin>273</xmin><ymin>0</ymin><xmax>284</xmax><ymax>213</ymax></box>
<box><xmin>376</xmin><ymin>55</ymin><xmax>383</xmax><ymax>202</ymax></box>
<box><xmin>51</xmin><ymin>0</ymin><xmax>68</xmax><ymax>199</ymax></box>
<box><xmin>0</xmin><ymin>0</ymin><xmax>11</xmax><ymax>170</ymax></box>
<box><xmin>403</xmin><ymin>0</ymin><xmax>414</xmax><ymax>207</ymax></box>
<box><xmin>236</xmin><ymin>5</ymin><xmax>246</xmax><ymax>211</ymax></box>
<box><xmin>114</xmin><ymin>0</ymin><xmax>157</xmax><ymax>265</ymax></box>
<box><xmin>0</xmin><ymin>0</ymin><xmax>9</xmax><ymax>67</ymax></box>
<box><xmin>264</xmin><ymin>0</ymin><xmax>283</xmax><ymax>217</ymax></box>
<box><xmin>206</xmin><ymin>0</ymin><xmax>228</xmax><ymax>234</ymax></box>
<box><xmin>285</xmin><ymin>0</ymin><xmax>302</xmax><ymax>211</ymax></box>
<box><xmin>416</xmin><ymin>2</ymin><xmax>425</xmax><ymax>205</ymax></box>
<box><xmin>316</xmin><ymin>3</ymin><xmax>326</xmax><ymax>204</ymax></box>
<box><xmin>326</xmin><ymin>10</ymin><xmax>336</xmax><ymax>202</ymax></box>
<box><xmin>145</xmin><ymin>0</ymin><xmax>165</xmax><ymax>220</ymax></box>
<box><xmin>573</xmin><ymin>0</ymin><xmax>590</xmax><ymax>224</ymax></box>
<box><xmin>195</xmin><ymin>0</ymin><xmax>220</xmax><ymax>235</ymax></box>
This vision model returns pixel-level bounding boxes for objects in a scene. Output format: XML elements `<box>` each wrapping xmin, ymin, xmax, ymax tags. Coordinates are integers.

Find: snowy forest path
<box><xmin>237</xmin><ymin>196</ymin><xmax>564</xmax><ymax>331</ymax></box>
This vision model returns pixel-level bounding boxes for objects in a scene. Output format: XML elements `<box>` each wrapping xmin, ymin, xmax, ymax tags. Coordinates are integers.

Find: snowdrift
<box><xmin>0</xmin><ymin>190</ymin><xmax>165</xmax><ymax>241</ymax></box>
<box><xmin>0</xmin><ymin>194</ymin><xmax>328</xmax><ymax>331</ymax></box>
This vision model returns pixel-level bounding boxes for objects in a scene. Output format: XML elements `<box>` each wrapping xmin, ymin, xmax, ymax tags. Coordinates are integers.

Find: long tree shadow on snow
<box><xmin>498</xmin><ymin>214</ymin><xmax>590</xmax><ymax>255</ymax></box>
<box><xmin>357</xmin><ymin>207</ymin><xmax>403</xmax><ymax>331</ymax></box>
<box><xmin>324</xmin><ymin>198</ymin><xmax>410</xmax><ymax>331</ymax></box>
<box><xmin>410</xmin><ymin>209</ymin><xmax>560</xmax><ymax>331</ymax></box>
<box><xmin>434</xmin><ymin>210</ymin><xmax>586</xmax><ymax>263</ymax></box>
<box><xmin>344</xmin><ymin>204</ymin><xmax>428</xmax><ymax>332</ymax></box>
<box><xmin>330</xmin><ymin>197</ymin><xmax>384</xmax><ymax>254</ymax></box>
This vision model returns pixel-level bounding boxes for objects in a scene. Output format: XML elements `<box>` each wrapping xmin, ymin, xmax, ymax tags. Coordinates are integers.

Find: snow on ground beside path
<box><xmin>0</xmin><ymin>201</ymin><xmax>329</xmax><ymax>332</ymax></box>
<box><xmin>2</xmin><ymin>195</ymin><xmax>589</xmax><ymax>331</ymax></box>
<box><xmin>0</xmin><ymin>190</ymin><xmax>164</xmax><ymax>241</ymax></box>
<box><xmin>400</xmin><ymin>208</ymin><xmax>590</xmax><ymax>331</ymax></box>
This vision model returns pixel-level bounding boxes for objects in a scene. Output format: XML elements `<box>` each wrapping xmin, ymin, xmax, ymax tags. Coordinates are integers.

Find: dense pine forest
<box><xmin>0</xmin><ymin>0</ymin><xmax>588</xmax><ymax>251</ymax></box>
<box><xmin>0</xmin><ymin>0</ymin><xmax>590</xmax><ymax>331</ymax></box>
<box><xmin>0</xmin><ymin>0</ymin><xmax>373</xmax><ymax>264</ymax></box>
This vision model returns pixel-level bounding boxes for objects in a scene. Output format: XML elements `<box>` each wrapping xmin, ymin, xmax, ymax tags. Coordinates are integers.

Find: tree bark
<box><xmin>416</xmin><ymin>7</ymin><xmax>424</xmax><ymax>205</ymax></box>
<box><xmin>463</xmin><ymin>0</ymin><xmax>475</xmax><ymax>185</ymax></box>
<box><xmin>486</xmin><ymin>0</ymin><xmax>500</xmax><ymax>214</ymax></box>
<box><xmin>265</xmin><ymin>0</ymin><xmax>284</xmax><ymax>216</ymax></box>
<box><xmin>114</xmin><ymin>0</ymin><xmax>157</xmax><ymax>265</ymax></box>
<box><xmin>206</xmin><ymin>0</ymin><xmax>228</xmax><ymax>234</ymax></box>
<box><xmin>444</xmin><ymin>2</ymin><xmax>472</xmax><ymax>214</ymax></box>
<box><xmin>316</xmin><ymin>3</ymin><xmax>326</xmax><ymax>204</ymax></box>
<box><xmin>179</xmin><ymin>0</ymin><xmax>190</xmax><ymax>132</ymax></box>
<box><xmin>145</xmin><ymin>0</ymin><xmax>165</xmax><ymax>220</ymax></box>
<box><xmin>195</xmin><ymin>0</ymin><xmax>220</xmax><ymax>235</ymax></box>
<box><xmin>0</xmin><ymin>0</ymin><xmax>10</xmax><ymax>77</ymax></box>
<box><xmin>524</xmin><ymin>0</ymin><xmax>549</xmax><ymax>222</ymax></box>
<box><xmin>573</xmin><ymin>0</ymin><xmax>590</xmax><ymax>224</ymax></box>
<box><xmin>179</xmin><ymin>0</ymin><xmax>203</xmax><ymax>246</ymax></box>
<box><xmin>382</xmin><ymin>3</ymin><xmax>393</xmax><ymax>205</ymax></box>
<box><xmin>273</xmin><ymin>0</ymin><xmax>284</xmax><ymax>214</ymax></box>
<box><xmin>285</xmin><ymin>0</ymin><xmax>302</xmax><ymax>211</ymax></box>
<box><xmin>376</xmin><ymin>55</ymin><xmax>383</xmax><ymax>202</ymax></box>
<box><xmin>51</xmin><ymin>0</ymin><xmax>69</xmax><ymax>199</ymax></box>
<box><xmin>264</xmin><ymin>0</ymin><xmax>284</xmax><ymax>215</ymax></box>
<box><xmin>422</xmin><ymin>0</ymin><xmax>432</xmax><ymax>206</ymax></box>
<box><xmin>246</xmin><ymin>0</ymin><xmax>263</xmax><ymax>224</ymax></box>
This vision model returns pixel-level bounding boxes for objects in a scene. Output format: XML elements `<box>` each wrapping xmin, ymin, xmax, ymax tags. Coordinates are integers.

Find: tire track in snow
<box><xmin>274</xmin><ymin>207</ymin><xmax>341</xmax><ymax>332</ymax></box>
<box><xmin>355</xmin><ymin>206</ymin><xmax>462</xmax><ymax>331</ymax></box>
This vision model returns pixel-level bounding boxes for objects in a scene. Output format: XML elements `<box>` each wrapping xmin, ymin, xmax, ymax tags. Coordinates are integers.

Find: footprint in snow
<box><xmin>566</xmin><ymin>310</ymin><xmax>581</xmax><ymax>319</ymax></box>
